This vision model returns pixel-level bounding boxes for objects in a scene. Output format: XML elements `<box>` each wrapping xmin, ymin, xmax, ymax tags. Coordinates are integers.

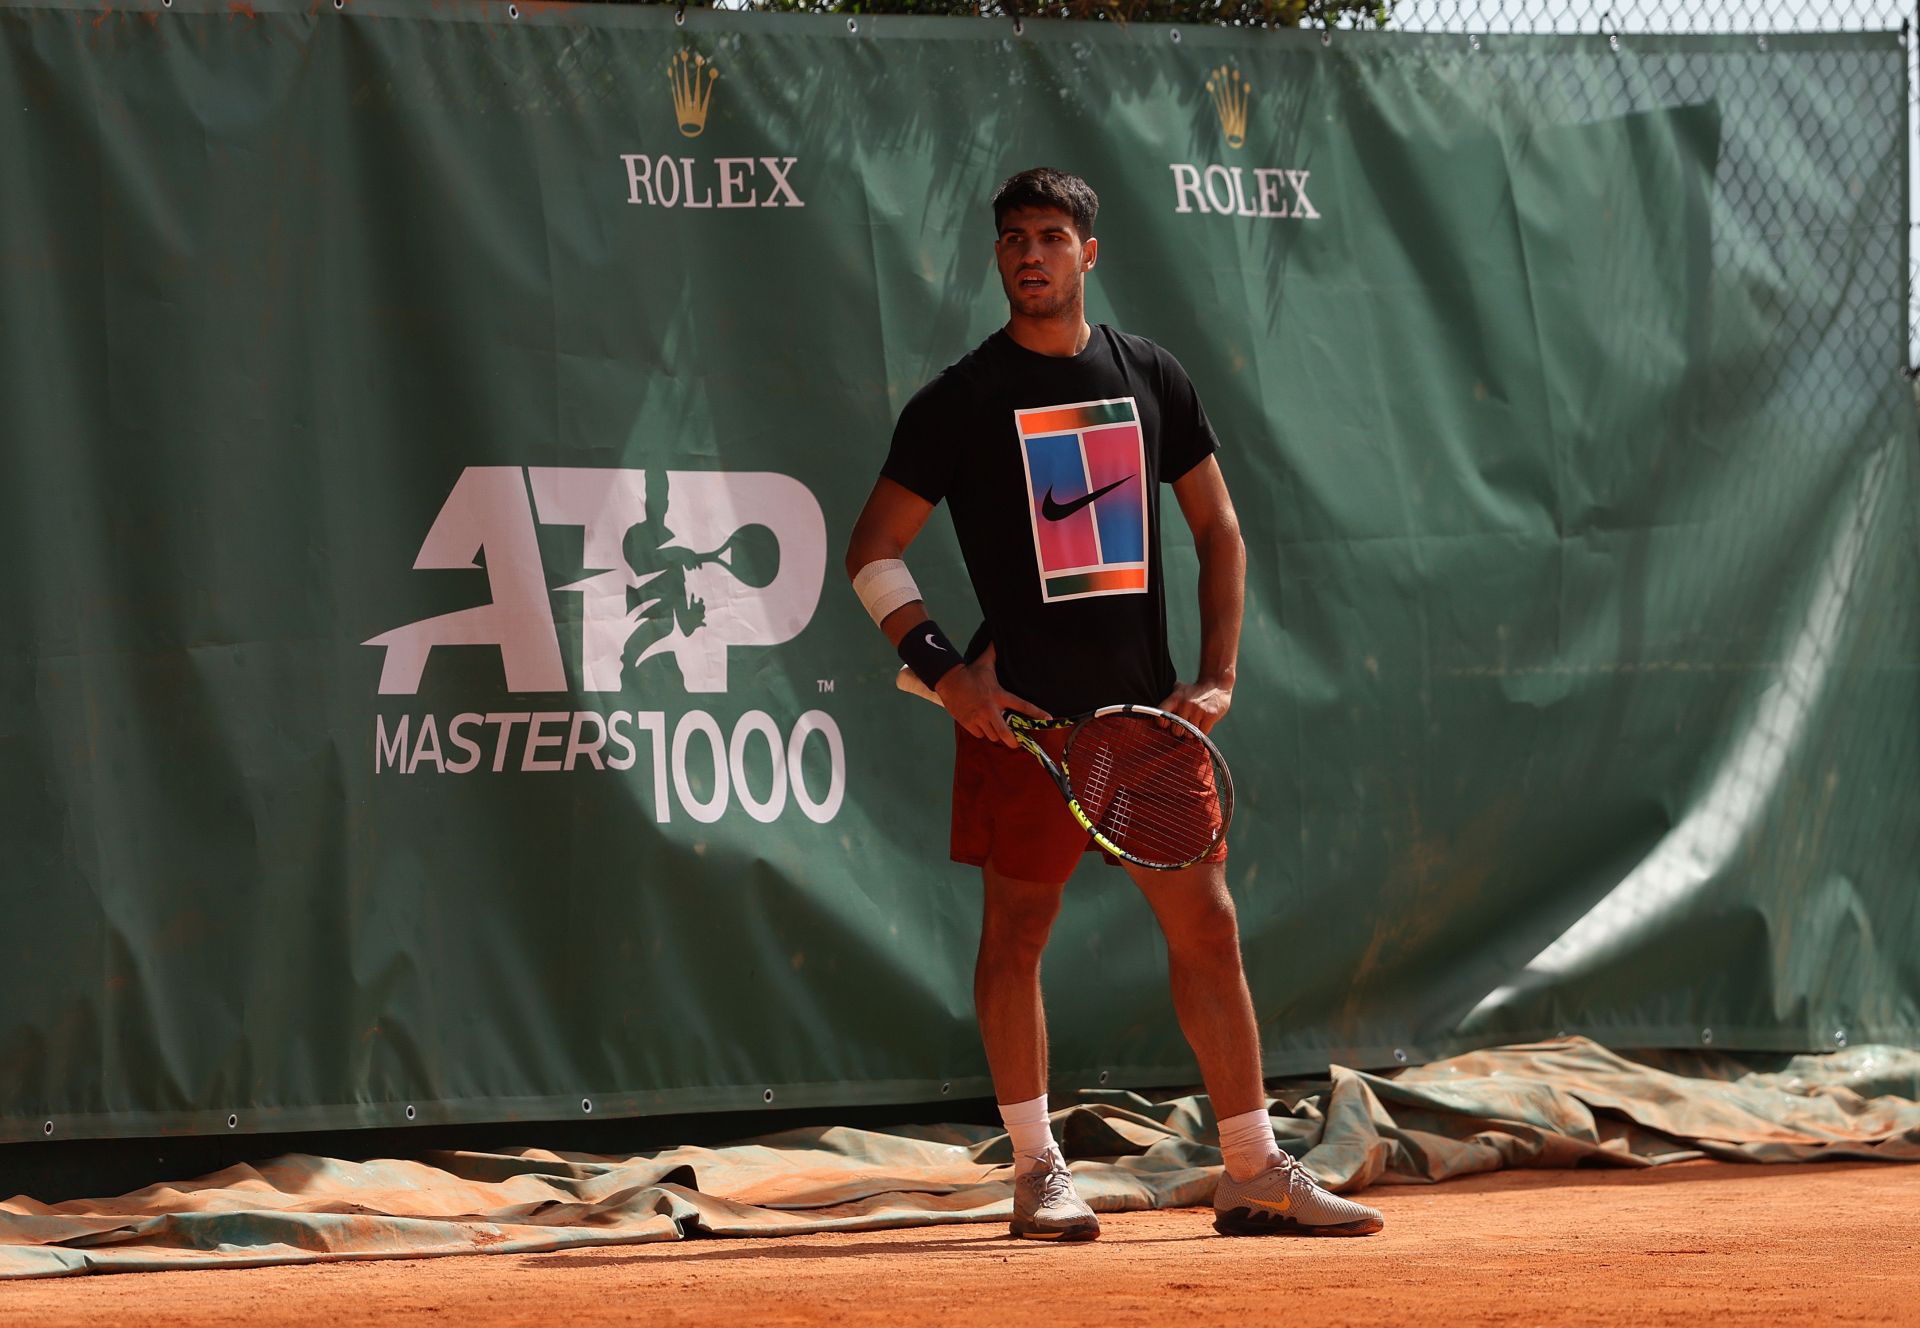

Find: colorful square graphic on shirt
<box><xmin>1015</xmin><ymin>396</ymin><xmax>1148</xmax><ymax>603</ymax></box>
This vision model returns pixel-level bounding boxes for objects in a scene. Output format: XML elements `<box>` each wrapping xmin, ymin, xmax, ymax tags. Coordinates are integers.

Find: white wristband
<box><xmin>852</xmin><ymin>558</ymin><xmax>923</xmax><ymax>627</ymax></box>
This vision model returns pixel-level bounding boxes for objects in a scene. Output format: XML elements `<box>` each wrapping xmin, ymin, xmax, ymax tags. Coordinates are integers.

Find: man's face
<box><xmin>994</xmin><ymin>206</ymin><xmax>1096</xmax><ymax>320</ymax></box>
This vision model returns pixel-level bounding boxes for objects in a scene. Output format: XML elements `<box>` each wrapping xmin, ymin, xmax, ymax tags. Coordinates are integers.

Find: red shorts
<box><xmin>949</xmin><ymin>722</ymin><xmax>1228</xmax><ymax>882</ymax></box>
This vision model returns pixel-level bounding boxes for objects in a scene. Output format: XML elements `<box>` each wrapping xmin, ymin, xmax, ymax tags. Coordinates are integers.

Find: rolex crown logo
<box><xmin>670</xmin><ymin>49</ymin><xmax>720</xmax><ymax>139</ymax></box>
<box><xmin>1206</xmin><ymin>65</ymin><xmax>1249</xmax><ymax>150</ymax></box>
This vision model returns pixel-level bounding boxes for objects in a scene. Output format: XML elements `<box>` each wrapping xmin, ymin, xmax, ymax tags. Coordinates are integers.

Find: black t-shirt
<box><xmin>882</xmin><ymin>325</ymin><xmax>1219</xmax><ymax>716</ymax></box>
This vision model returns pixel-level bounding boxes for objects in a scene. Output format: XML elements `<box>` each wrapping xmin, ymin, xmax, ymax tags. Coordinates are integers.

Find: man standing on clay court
<box><xmin>844</xmin><ymin>167</ymin><xmax>1383</xmax><ymax>1241</ymax></box>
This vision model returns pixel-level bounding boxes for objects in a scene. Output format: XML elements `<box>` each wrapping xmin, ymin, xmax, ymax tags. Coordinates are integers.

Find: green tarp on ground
<box><xmin>5</xmin><ymin>1039</ymin><xmax>1917</xmax><ymax>1279</ymax></box>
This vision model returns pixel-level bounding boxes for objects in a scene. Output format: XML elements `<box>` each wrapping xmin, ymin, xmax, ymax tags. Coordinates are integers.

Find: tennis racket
<box><xmin>896</xmin><ymin>667</ymin><xmax>1234</xmax><ymax>871</ymax></box>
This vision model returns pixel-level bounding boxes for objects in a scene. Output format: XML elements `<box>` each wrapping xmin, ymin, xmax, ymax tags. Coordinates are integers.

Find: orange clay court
<box><xmin>9</xmin><ymin>1163</ymin><xmax>1917</xmax><ymax>1327</ymax></box>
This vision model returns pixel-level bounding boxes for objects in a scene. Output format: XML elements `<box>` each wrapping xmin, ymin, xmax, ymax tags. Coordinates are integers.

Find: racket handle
<box><xmin>894</xmin><ymin>665</ymin><xmax>945</xmax><ymax>707</ymax></box>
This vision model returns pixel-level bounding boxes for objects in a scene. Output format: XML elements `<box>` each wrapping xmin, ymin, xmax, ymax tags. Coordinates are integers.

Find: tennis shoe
<box><xmin>1010</xmin><ymin>1146</ymin><xmax>1100</xmax><ymax>1241</ymax></box>
<box><xmin>1213</xmin><ymin>1152</ymin><xmax>1384</xmax><ymax>1237</ymax></box>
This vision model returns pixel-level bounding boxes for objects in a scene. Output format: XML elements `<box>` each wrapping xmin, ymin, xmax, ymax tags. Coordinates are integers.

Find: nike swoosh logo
<box><xmin>1242</xmin><ymin>1196</ymin><xmax>1293</xmax><ymax>1214</ymax></box>
<box><xmin>924</xmin><ymin>632</ymin><xmax>948</xmax><ymax>652</ymax></box>
<box><xmin>1040</xmin><ymin>475</ymin><xmax>1133</xmax><ymax>522</ymax></box>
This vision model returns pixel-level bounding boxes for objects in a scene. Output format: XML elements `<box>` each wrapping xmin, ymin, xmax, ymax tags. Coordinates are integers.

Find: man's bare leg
<box><xmin>1123</xmin><ymin>858</ymin><xmax>1265</xmax><ymax>1118</ymax></box>
<box><xmin>974</xmin><ymin>863</ymin><xmax>1067</xmax><ymax>1104</ymax></box>
<box><xmin>976</xmin><ymin>863</ymin><xmax>1100</xmax><ymax>1239</ymax></box>
<box><xmin>1129</xmin><ymin>859</ymin><xmax>1385</xmax><ymax>1234</ymax></box>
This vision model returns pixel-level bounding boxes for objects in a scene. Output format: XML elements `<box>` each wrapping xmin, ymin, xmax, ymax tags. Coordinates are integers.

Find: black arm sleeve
<box><xmin>879</xmin><ymin>375</ymin><xmax>960</xmax><ymax>505</ymax></box>
<box><xmin>1156</xmin><ymin>347</ymin><xmax>1222</xmax><ymax>484</ymax></box>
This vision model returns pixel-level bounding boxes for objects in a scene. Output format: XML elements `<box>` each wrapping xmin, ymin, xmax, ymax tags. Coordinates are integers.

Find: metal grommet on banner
<box><xmin>1701</xmin><ymin>1027</ymin><xmax>1714</xmax><ymax>1045</ymax></box>
<box><xmin>42</xmin><ymin>1120</ymin><xmax>53</xmax><ymax>1137</ymax></box>
<box><xmin>227</xmin><ymin>1114</ymin><xmax>239</xmax><ymax>1130</ymax></box>
<box><xmin>581</xmin><ymin>1098</ymin><xmax>593</xmax><ymax>1114</ymax></box>
<box><xmin>846</xmin><ymin>16</ymin><xmax>857</xmax><ymax>33</ymax></box>
<box><xmin>507</xmin><ymin>3</ymin><xmax>518</xmax><ymax>18</ymax></box>
<box><xmin>1756</xmin><ymin>34</ymin><xmax>1768</xmax><ymax>51</ymax></box>
<box><xmin>1097</xmin><ymin>1069</ymin><xmax>1109</xmax><ymax>1084</ymax></box>
<box><xmin>1320</xmin><ymin>27</ymin><xmax>1332</xmax><ymax>46</ymax></box>
<box><xmin>1170</xmin><ymin>27</ymin><xmax>1181</xmax><ymax>44</ymax></box>
<box><xmin>1834</xmin><ymin>1028</ymin><xmax>1848</xmax><ymax>1048</ymax></box>
<box><xmin>404</xmin><ymin>1104</ymin><xmax>417</xmax><ymax>1122</ymax></box>
<box><xmin>674</xmin><ymin>1</ymin><xmax>685</xmax><ymax>25</ymax></box>
<box><xmin>1469</xmin><ymin>34</ymin><xmax>1481</xmax><ymax>52</ymax></box>
<box><xmin>763</xmin><ymin>1088</ymin><xmax>776</xmax><ymax>1104</ymax></box>
<box><xmin>333</xmin><ymin>0</ymin><xmax>343</xmax><ymax>9</ymax></box>
<box><xmin>1393</xmin><ymin>1048</ymin><xmax>1408</xmax><ymax>1064</ymax></box>
<box><xmin>940</xmin><ymin>1082</ymin><xmax>952</xmax><ymax>1095</ymax></box>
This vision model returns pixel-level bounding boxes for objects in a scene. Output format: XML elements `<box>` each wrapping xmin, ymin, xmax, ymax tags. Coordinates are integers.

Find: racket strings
<box><xmin>1066</xmin><ymin>714</ymin><xmax>1225</xmax><ymax>866</ymax></box>
<box><xmin>1076</xmin><ymin>756</ymin><xmax>1219</xmax><ymax>862</ymax></box>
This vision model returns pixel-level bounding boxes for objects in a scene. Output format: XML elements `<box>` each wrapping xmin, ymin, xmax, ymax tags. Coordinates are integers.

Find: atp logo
<box><xmin>365</xmin><ymin>467</ymin><xmax>826</xmax><ymax>695</ymax></box>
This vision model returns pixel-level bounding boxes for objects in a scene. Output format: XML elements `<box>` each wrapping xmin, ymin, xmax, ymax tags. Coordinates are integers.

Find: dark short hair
<box><xmin>991</xmin><ymin>167</ymin><xmax>1099</xmax><ymax>240</ymax></box>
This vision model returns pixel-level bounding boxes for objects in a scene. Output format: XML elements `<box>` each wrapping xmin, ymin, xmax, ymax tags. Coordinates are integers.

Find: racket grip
<box><xmin>895</xmin><ymin>665</ymin><xmax>945</xmax><ymax>708</ymax></box>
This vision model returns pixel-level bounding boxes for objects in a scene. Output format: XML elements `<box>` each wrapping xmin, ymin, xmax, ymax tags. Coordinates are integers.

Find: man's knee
<box><xmin>1159</xmin><ymin>890</ymin><xmax>1242</xmax><ymax>960</ymax></box>
<box><xmin>980</xmin><ymin>871</ymin><xmax>1065</xmax><ymax>962</ymax></box>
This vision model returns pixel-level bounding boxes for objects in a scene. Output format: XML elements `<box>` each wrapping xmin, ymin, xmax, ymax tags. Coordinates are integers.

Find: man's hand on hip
<box><xmin>1159</xmin><ymin>678</ymin><xmax>1232</xmax><ymax>734</ymax></box>
<box><xmin>936</xmin><ymin>646</ymin><xmax>1050</xmax><ymax>748</ymax></box>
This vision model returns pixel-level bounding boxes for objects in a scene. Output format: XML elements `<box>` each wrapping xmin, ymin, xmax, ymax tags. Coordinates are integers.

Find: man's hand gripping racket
<box><xmin>898</xmin><ymin>659</ymin><xmax>1235</xmax><ymax>871</ymax></box>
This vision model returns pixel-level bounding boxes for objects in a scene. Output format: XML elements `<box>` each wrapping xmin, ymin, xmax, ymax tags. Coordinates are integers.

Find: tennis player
<box><xmin>845</xmin><ymin>168</ymin><xmax>1383</xmax><ymax>1240</ymax></box>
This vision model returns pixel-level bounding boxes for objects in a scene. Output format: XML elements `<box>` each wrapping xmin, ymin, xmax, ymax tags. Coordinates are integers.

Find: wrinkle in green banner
<box><xmin>0</xmin><ymin>2</ymin><xmax>1914</xmax><ymax>1142</ymax></box>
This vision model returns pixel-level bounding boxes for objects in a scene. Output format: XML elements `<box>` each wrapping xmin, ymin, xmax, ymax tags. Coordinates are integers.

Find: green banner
<box><xmin>1</xmin><ymin>1</ymin><xmax>1914</xmax><ymax>1142</ymax></box>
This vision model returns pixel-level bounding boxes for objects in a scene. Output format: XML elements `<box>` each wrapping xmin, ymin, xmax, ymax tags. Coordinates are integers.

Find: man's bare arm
<box><xmin>844</xmin><ymin>477</ymin><xmax>1047</xmax><ymax>745</ymax></box>
<box><xmin>844</xmin><ymin>477</ymin><xmax>938</xmax><ymax>647</ymax></box>
<box><xmin>1163</xmin><ymin>455</ymin><xmax>1245</xmax><ymax>734</ymax></box>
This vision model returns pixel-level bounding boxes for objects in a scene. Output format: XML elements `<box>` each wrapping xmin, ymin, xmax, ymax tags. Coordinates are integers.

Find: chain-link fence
<box><xmin>1389</xmin><ymin>1</ymin><xmax>1907</xmax><ymax>29</ymax></box>
<box><xmin>1388</xmin><ymin>4</ymin><xmax>1916</xmax><ymax>377</ymax></box>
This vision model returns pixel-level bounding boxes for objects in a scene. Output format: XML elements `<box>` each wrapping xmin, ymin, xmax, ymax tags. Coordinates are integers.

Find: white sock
<box><xmin>1217</xmin><ymin>1107</ymin><xmax>1283</xmax><ymax>1182</ymax></box>
<box><xmin>998</xmin><ymin>1094</ymin><xmax>1056</xmax><ymax>1176</ymax></box>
